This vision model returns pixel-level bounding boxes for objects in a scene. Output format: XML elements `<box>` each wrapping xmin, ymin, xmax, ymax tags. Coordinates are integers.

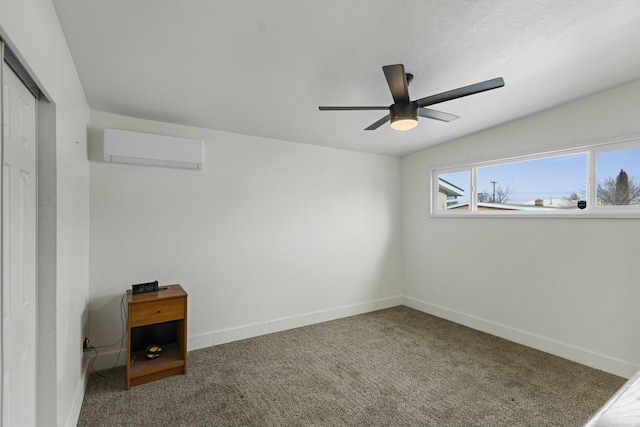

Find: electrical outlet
<box><xmin>82</xmin><ymin>337</ymin><xmax>92</xmax><ymax>353</ymax></box>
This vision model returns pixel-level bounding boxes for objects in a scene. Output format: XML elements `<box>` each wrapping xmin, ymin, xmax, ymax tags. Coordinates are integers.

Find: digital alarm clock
<box><xmin>131</xmin><ymin>280</ymin><xmax>159</xmax><ymax>294</ymax></box>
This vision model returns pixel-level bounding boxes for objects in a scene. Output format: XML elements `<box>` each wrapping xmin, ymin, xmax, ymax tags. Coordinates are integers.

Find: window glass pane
<box><xmin>596</xmin><ymin>147</ymin><xmax>640</xmax><ymax>206</ymax></box>
<box><xmin>476</xmin><ymin>153</ymin><xmax>587</xmax><ymax>211</ymax></box>
<box><xmin>436</xmin><ymin>171</ymin><xmax>469</xmax><ymax>210</ymax></box>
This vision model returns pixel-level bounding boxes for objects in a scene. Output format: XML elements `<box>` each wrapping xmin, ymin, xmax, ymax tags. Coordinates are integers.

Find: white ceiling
<box><xmin>51</xmin><ymin>0</ymin><xmax>640</xmax><ymax>156</ymax></box>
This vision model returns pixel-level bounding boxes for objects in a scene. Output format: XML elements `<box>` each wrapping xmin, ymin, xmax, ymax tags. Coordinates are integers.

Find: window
<box><xmin>432</xmin><ymin>137</ymin><xmax>640</xmax><ymax>216</ymax></box>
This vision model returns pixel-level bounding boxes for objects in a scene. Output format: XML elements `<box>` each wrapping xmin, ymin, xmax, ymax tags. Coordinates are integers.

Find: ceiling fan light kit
<box><xmin>389</xmin><ymin>102</ymin><xmax>418</xmax><ymax>131</ymax></box>
<box><xmin>319</xmin><ymin>64</ymin><xmax>504</xmax><ymax>132</ymax></box>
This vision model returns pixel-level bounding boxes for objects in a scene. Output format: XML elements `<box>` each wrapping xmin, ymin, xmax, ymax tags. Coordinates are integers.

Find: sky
<box><xmin>440</xmin><ymin>146</ymin><xmax>640</xmax><ymax>205</ymax></box>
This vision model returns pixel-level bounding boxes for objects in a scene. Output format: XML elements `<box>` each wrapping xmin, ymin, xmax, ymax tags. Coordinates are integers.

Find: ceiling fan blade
<box><xmin>418</xmin><ymin>108</ymin><xmax>460</xmax><ymax>122</ymax></box>
<box><xmin>383</xmin><ymin>64</ymin><xmax>410</xmax><ymax>104</ymax></box>
<box><xmin>364</xmin><ymin>114</ymin><xmax>390</xmax><ymax>130</ymax></box>
<box><xmin>319</xmin><ymin>106</ymin><xmax>389</xmax><ymax>111</ymax></box>
<box><xmin>416</xmin><ymin>77</ymin><xmax>505</xmax><ymax>108</ymax></box>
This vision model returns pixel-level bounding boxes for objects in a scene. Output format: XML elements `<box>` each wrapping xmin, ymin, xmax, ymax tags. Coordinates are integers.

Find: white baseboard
<box><xmin>91</xmin><ymin>295</ymin><xmax>404</xmax><ymax>369</ymax></box>
<box><xmin>403</xmin><ymin>296</ymin><xmax>639</xmax><ymax>379</ymax></box>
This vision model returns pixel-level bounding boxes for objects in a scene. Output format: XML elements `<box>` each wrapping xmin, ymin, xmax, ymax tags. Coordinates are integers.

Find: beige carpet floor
<box><xmin>77</xmin><ymin>306</ymin><xmax>624</xmax><ymax>426</ymax></box>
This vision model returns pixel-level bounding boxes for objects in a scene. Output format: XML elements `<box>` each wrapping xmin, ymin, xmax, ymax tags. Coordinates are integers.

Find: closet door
<box><xmin>1</xmin><ymin>59</ymin><xmax>37</xmax><ymax>427</ymax></box>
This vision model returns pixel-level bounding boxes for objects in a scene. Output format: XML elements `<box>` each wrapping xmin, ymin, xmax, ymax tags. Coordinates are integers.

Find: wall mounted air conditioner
<box><xmin>103</xmin><ymin>128</ymin><xmax>204</xmax><ymax>170</ymax></box>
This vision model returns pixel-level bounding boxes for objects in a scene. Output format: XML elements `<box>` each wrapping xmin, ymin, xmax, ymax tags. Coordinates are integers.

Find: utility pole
<box><xmin>491</xmin><ymin>181</ymin><xmax>497</xmax><ymax>203</ymax></box>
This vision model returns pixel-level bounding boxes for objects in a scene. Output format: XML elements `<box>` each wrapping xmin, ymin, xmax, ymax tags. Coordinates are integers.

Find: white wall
<box><xmin>402</xmin><ymin>79</ymin><xmax>640</xmax><ymax>378</ymax></box>
<box><xmin>0</xmin><ymin>0</ymin><xmax>90</xmax><ymax>426</ymax></box>
<box><xmin>88</xmin><ymin>110</ymin><xmax>402</xmax><ymax>362</ymax></box>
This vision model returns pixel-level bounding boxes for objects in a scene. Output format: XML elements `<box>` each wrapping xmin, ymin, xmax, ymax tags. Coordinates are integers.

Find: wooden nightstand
<box><xmin>126</xmin><ymin>284</ymin><xmax>188</xmax><ymax>389</ymax></box>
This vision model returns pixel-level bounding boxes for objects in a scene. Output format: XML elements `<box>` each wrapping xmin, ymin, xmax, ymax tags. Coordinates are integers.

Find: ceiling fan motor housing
<box><xmin>390</xmin><ymin>102</ymin><xmax>418</xmax><ymax>130</ymax></box>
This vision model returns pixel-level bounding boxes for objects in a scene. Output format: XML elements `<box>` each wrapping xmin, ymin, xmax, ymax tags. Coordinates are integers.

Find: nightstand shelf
<box><xmin>126</xmin><ymin>284</ymin><xmax>188</xmax><ymax>389</ymax></box>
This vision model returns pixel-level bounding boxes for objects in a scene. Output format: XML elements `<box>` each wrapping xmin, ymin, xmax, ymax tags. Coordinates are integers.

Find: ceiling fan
<box><xmin>319</xmin><ymin>64</ymin><xmax>504</xmax><ymax>131</ymax></box>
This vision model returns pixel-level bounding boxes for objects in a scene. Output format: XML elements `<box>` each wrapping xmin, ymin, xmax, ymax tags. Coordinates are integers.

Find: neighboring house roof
<box><xmin>439</xmin><ymin>178</ymin><xmax>465</xmax><ymax>197</ymax></box>
<box><xmin>447</xmin><ymin>201</ymin><xmax>571</xmax><ymax>211</ymax></box>
<box><xmin>448</xmin><ymin>202</ymin><xmax>522</xmax><ymax>210</ymax></box>
<box><xmin>523</xmin><ymin>198</ymin><xmax>576</xmax><ymax>208</ymax></box>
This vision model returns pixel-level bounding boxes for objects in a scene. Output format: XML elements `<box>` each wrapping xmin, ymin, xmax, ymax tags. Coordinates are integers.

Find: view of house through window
<box><xmin>437</xmin><ymin>171</ymin><xmax>469</xmax><ymax>210</ymax></box>
<box><xmin>434</xmin><ymin>139</ymin><xmax>640</xmax><ymax>215</ymax></box>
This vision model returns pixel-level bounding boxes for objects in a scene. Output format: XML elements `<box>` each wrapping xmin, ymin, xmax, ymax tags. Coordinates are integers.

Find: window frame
<box><xmin>430</xmin><ymin>136</ymin><xmax>640</xmax><ymax>218</ymax></box>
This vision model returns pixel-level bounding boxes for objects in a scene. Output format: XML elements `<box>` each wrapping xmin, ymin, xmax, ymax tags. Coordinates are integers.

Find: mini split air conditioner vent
<box><xmin>103</xmin><ymin>128</ymin><xmax>204</xmax><ymax>170</ymax></box>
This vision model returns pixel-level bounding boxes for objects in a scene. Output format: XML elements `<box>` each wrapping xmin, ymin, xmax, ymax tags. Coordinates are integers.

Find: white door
<box><xmin>1</xmin><ymin>60</ymin><xmax>38</xmax><ymax>427</ymax></box>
